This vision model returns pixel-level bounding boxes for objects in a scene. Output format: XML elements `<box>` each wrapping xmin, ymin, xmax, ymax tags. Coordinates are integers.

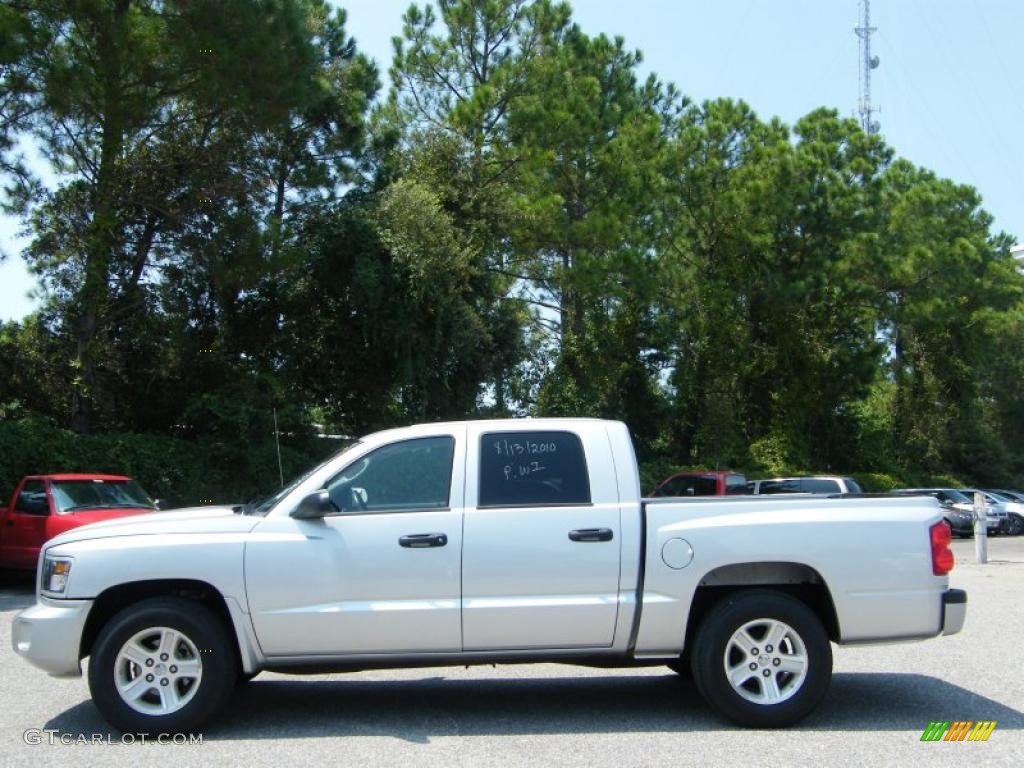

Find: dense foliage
<box><xmin>1</xmin><ymin>0</ymin><xmax>1021</xmax><ymax>503</ymax></box>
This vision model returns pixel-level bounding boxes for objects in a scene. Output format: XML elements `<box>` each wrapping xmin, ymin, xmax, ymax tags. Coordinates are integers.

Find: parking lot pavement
<box><xmin>2</xmin><ymin>538</ymin><xmax>1022</xmax><ymax>768</ymax></box>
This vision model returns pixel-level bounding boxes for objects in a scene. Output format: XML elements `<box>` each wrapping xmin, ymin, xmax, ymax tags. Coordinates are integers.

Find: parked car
<box><xmin>959</xmin><ymin>489</ymin><xmax>1012</xmax><ymax>534</ymax></box>
<box><xmin>983</xmin><ymin>490</ymin><xmax>1024</xmax><ymax>536</ymax></box>
<box><xmin>747</xmin><ymin>476</ymin><xmax>863</xmax><ymax>495</ymax></box>
<box><xmin>989</xmin><ymin>489</ymin><xmax>1024</xmax><ymax>503</ymax></box>
<box><xmin>14</xmin><ymin>418</ymin><xmax>964</xmax><ymax>734</ymax></box>
<box><xmin>0</xmin><ymin>474</ymin><xmax>157</xmax><ymax>570</ymax></box>
<box><xmin>649</xmin><ymin>470</ymin><xmax>748</xmax><ymax>497</ymax></box>
<box><xmin>890</xmin><ymin>488</ymin><xmax>976</xmax><ymax>537</ymax></box>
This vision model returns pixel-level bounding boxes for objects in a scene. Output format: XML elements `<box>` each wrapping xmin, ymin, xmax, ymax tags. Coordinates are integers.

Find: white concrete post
<box><xmin>974</xmin><ymin>491</ymin><xmax>988</xmax><ymax>564</ymax></box>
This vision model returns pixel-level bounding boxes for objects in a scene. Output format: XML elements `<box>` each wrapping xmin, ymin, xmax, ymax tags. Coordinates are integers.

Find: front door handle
<box><xmin>568</xmin><ymin>528</ymin><xmax>614</xmax><ymax>542</ymax></box>
<box><xmin>399</xmin><ymin>533</ymin><xmax>448</xmax><ymax>548</ymax></box>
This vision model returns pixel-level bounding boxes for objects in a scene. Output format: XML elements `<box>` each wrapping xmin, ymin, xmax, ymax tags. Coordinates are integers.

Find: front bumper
<box><xmin>11</xmin><ymin>597</ymin><xmax>93</xmax><ymax>677</ymax></box>
<box><xmin>941</xmin><ymin>589</ymin><xmax>967</xmax><ymax>636</ymax></box>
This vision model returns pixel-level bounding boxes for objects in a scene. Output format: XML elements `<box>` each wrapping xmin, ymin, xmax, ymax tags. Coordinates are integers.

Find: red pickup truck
<box><xmin>0</xmin><ymin>474</ymin><xmax>157</xmax><ymax>570</ymax></box>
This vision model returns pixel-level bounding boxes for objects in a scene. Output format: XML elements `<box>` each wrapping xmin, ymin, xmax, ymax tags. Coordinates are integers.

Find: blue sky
<box><xmin>2</xmin><ymin>0</ymin><xmax>1021</xmax><ymax>320</ymax></box>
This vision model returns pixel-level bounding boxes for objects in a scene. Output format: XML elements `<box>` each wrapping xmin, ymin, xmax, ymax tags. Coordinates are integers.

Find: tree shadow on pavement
<box><xmin>43</xmin><ymin>671</ymin><xmax>1024</xmax><ymax>742</ymax></box>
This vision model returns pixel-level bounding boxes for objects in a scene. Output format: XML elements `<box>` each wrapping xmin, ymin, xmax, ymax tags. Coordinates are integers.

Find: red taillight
<box><xmin>930</xmin><ymin>521</ymin><xmax>954</xmax><ymax>575</ymax></box>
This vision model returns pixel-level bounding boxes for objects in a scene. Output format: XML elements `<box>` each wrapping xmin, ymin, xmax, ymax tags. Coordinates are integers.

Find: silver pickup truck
<box><xmin>13</xmin><ymin>418</ymin><xmax>966</xmax><ymax>733</ymax></box>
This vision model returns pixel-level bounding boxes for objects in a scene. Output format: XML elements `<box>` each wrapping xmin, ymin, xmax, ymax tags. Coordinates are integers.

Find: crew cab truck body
<box><xmin>12</xmin><ymin>419</ymin><xmax>966</xmax><ymax>733</ymax></box>
<box><xmin>0</xmin><ymin>474</ymin><xmax>156</xmax><ymax>570</ymax></box>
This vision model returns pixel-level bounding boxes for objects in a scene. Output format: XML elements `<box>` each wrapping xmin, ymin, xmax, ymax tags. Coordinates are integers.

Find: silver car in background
<box><xmin>983</xmin><ymin>490</ymin><xmax>1024</xmax><ymax>536</ymax></box>
<box><xmin>959</xmin><ymin>489</ymin><xmax>1011</xmax><ymax>534</ymax></box>
<box><xmin>890</xmin><ymin>488</ymin><xmax>977</xmax><ymax>537</ymax></box>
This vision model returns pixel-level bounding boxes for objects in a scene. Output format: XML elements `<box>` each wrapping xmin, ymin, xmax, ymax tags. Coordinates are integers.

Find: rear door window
<box><xmin>479</xmin><ymin>431</ymin><xmax>590</xmax><ymax>507</ymax></box>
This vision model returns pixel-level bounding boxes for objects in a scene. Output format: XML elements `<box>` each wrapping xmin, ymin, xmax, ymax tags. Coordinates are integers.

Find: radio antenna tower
<box><xmin>854</xmin><ymin>0</ymin><xmax>880</xmax><ymax>134</ymax></box>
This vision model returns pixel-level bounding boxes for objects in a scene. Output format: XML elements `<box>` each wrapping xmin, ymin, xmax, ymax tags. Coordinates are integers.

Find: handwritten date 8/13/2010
<box><xmin>492</xmin><ymin>439</ymin><xmax>558</xmax><ymax>457</ymax></box>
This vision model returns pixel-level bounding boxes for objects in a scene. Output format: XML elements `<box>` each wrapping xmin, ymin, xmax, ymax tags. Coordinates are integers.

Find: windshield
<box><xmin>252</xmin><ymin>441</ymin><xmax>362</xmax><ymax>514</ymax></box>
<box><xmin>997</xmin><ymin>491</ymin><xmax>1024</xmax><ymax>502</ymax></box>
<box><xmin>51</xmin><ymin>479</ymin><xmax>155</xmax><ymax>514</ymax></box>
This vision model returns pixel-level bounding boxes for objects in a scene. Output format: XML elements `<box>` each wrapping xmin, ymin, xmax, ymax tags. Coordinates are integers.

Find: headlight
<box><xmin>42</xmin><ymin>557</ymin><xmax>72</xmax><ymax>594</ymax></box>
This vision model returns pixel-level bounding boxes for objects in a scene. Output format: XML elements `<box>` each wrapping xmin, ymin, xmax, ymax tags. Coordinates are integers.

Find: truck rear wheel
<box><xmin>88</xmin><ymin>597</ymin><xmax>237</xmax><ymax>734</ymax></box>
<box><xmin>690</xmin><ymin>590</ymin><xmax>832</xmax><ymax>727</ymax></box>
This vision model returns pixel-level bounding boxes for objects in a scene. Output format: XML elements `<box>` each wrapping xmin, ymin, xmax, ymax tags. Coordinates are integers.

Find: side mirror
<box><xmin>291</xmin><ymin>490</ymin><xmax>332</xmax><ymax>520</ymax></box>
<box><xmin>153</xmin><ymin>499</ymin><xmax>164</xmax><ymax>510</ymax></box>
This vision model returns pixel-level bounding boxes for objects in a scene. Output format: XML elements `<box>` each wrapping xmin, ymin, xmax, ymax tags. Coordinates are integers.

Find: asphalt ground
<box><xmin>1</xmin><ymin>536</ymin><xmax>1021</xmax><ymax>768</ymax></box>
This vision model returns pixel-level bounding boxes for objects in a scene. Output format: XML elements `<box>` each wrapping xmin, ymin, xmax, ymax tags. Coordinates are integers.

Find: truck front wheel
<box><xmin>87</xmin><ymin>597</ymin><xmax>237</xmax><ymax>734</ymax></box>
<box><xmin>690</xmin><ymin>590</ymin><xmax>832</xmax><ymax>727</ymax></box>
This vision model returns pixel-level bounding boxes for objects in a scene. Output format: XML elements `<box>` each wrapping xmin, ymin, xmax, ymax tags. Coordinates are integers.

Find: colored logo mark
<box><xmin>920</xmin><ymin>721</ymin><xmax>996</xmax><ymax>742</ymax></box>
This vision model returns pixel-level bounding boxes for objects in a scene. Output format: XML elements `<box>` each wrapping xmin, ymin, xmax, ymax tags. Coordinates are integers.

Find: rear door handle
<box><xmin>399</xmin><ymin>533</ymin><xmax>448</xmax><ymax>548</ymax></box>
<box><xmin>568</xmin><ymin>528</ymin><xmax>614</xmax><ymax>542</ymax></box>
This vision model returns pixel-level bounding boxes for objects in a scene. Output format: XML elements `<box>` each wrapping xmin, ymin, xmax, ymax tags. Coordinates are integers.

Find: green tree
<box><xmin>508</xmin><ymin>21</ymin><xmax>670</xmax><ymax>417</ymax></box>
<box><xmin>751</xmin><ymin>108</ymin><xmax>890</xmax><ymax>470</ymax></box>
<box><xmin>0</xmin><ymin>2</ymin><xmax>47</xmax><ymax>213</ymax></box>
<box><xmin>878</xmin><ymin>159</ymin><xmax>1022</xmax><ymax>480</ymax></box>
<box><xmin>16</xmin><ymin>0</ymin><xmax>374</xmax><ymax>435</ymax></box>
<box><xmin>386</xmin><ymin>0</ymin><xmax>553</xmax><ymax>412</ymax></box>
<box><xmin>659</xmin><ymin>104</ymin><xmax>892</xmax><ymax>471</ymax></box>
<box><xmin>658</xmin><ymin>99</ymin><xmax>782</xmax><ymax>466</ymax></box>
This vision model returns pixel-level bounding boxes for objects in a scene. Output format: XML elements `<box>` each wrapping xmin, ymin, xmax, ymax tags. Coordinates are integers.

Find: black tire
<box><xmin>1007</xmin><ymin>514</ymin><xmax>1024</xmax><ymax>537</ymax></box>
<box><xmin>88</xmin><ymin>597</ymin><xmax>237</xmax><ymax>734</ymax></box>
<box><xmin>690</xmin><ymin>589</ymin><xmax>832</xmax><ymax>728</ymax></box>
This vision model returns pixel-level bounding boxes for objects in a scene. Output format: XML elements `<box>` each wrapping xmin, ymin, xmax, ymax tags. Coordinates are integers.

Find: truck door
<box><xmin>246</xmin><ymin>431</ymin><xmax>465</xmax><ymax>656</ymax></box>
<box><xmin>461</xmin><ymin>425</ymin><xmax>622</xmax><ymax>651</ymax></box>
<box><xmin>1</xmin><ymin>479</ymin><xmax>50</xmax><ymax>569</ymax></box>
